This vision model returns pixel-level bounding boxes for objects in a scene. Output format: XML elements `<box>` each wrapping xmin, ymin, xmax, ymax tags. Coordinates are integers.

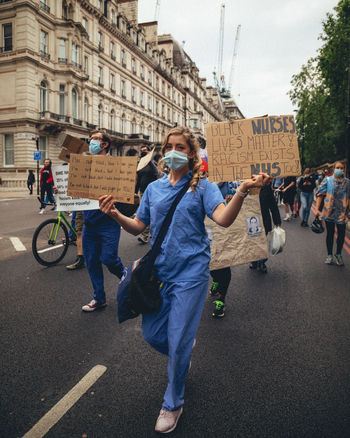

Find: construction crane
<box><xmin>154</xmin><ymin>0</ymin><xmax>161</xmax><ymax>21</ymax></box>
<box><xmin>227</xmin><ymin>24</ymin><xmax>241</xmax><ymax>96</ymax></box>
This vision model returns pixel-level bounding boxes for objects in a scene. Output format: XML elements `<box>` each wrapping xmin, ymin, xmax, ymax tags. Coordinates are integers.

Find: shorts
<box><xmin>283</xmin><ymin>190</ymin><xmax>296</xmax><ymax>206</ymax></box>
<box><xmin>75</xmin><ymin>211</ymin><xmax>83</xmax><ymax>232</ymax></box>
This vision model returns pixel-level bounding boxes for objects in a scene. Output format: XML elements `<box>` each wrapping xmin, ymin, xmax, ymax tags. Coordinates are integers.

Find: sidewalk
<box><xmin>0</xmin><ymin>189</ymin><xmax>33</xmax><ymax>199</ymax></box>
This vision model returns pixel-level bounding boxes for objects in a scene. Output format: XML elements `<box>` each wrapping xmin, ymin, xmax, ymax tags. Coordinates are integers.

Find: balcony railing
<box><xmin>40</xmin><ymin>1</ymin><xmax>50</xmax><ymax>13</ymax></box>
<box><xmin>40</xmin><ymin>50</ymin><xmax>50</xmax><ymax>60</ymax></box>
<box><xmin>110</xmin><ymin>88</ymin><xmax>116</xmax><ymax>94</ymax></box>
<box><xmin>111</xmin><ymin>53</ymin><xmax>116</xmax><ymax>61</ymax></box>
<box><xmin>86</xmin><ymin>122</ymin><xmax>97</xmax><ymax>130</ymax></box>
<box><xmin>0</xmin><ymin>46</ymin><xmax>13</xmax><ymax>53</ymax></box>
<box><xmin>58</xmin><ymin>57</ymin><xmax>67</xmax><ymax>64</ymax></box>
<box><xmin>49</xmin><ymin>113</ymin><xmax>70</xmax><ymax>123</ymax></box>
<box><xmin>106</xmin><ymin>129</ymin><xmax>125</xmax><ymax>138</ymax></box>
<box><xmin>98</xmin><ymin>80</ymin><xmax>104</xmax><ymax>87</ymax></box>
<box><xmin>73</xmin><ymin>118</ymin><xmax>82</xmax><ymax>126</ymax></box>
<box><xmin>98</xmin><ymin>44</ymin><xmax>104</xmax><ymax>52</ymax></box>
<box><xmin>72</xmin><ymin>61</ymin><xmax>81</xmax><ymax>70</ymax></box>
<box><xmin>122</xmin><ymin>62</ymin><xmax>126</xmax><ymax>68</ymax></box>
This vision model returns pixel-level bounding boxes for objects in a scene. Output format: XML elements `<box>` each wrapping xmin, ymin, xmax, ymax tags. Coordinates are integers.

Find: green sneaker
<box><xmin>334</xmin><ymin>254</ymin><xmax>344</xmax><ymax>266</ymax></box>
<box><xmin>325</xmin><ymin>255</ymin><xmax>334</xmax><ymax>265</ymax></box>
<box><xmin>210</xmin><ymin>281</ymin><xmax>220</xmax><ymax>297</ymax></box>
<box><xmin>212</xmin><ymin>300</ymin><xmax>225</xmax><ymax>318</ymax></box>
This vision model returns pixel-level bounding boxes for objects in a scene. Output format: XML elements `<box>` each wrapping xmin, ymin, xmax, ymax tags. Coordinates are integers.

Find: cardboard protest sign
<box><xmin>137</xmin><ymin>147</ymin><xmax>155</xmax><ymax>171</ymax></box>
<box><xmin>57</xmin><ymin>133</ymin><xmax>89</xmax><ymax>163</ymax></box>
<box><xmin>67</xmin><ymin>154</ymin><xmax>138</xmax><ymax>203</ymax></box>
<box><xmin>205</xmin><ymin>115</ymin><xmax>301</xmax><ymax>182</ymax></box>
<box><xmin>52</xmin><ymin>164</ymin><xmax>99</xmax><ymax>211</ymax></box>
<box><xmin>205</xmin><ymin>194</ymin><xmax>268</xmax><ymax>269</ymax></box>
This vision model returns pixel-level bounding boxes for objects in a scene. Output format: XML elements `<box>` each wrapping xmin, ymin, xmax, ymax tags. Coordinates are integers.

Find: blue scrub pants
<box><xmin>83</xmin><ymin>221</ymin><xmax>124</xmax><ymax>303</ymax></box>
<box><xmin>142</xmin><ymin>279</ymin><xmax>208</xmax><ymax>411</ymax></box>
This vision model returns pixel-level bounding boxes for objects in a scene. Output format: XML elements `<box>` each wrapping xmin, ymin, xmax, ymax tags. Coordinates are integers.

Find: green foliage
<box><xmin>288</xmin><ymin>0</ymin><xmax>350</xmax><ymax>167</ymax></box>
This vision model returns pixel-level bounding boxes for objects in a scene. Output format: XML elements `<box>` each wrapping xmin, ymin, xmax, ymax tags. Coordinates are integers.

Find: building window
<box><xmin>148</xmin><ymin>71</ymin><xmax>152</xmax><ymax>85</ymax></box>
<box><xmin>121</xmin><ymin>114</ymin><xmax>125</xmax><ymax>134</ymax></box>
<box><xmin>72</xmin><ymin>42</ymin><xmax>79</xmax><ymax>67</ymax></box>
<box><xmin>83</xmin><ymin>55</ymin><xmax>88</xmax><ymax>73</ymax></box>
<box><xmin>82</xmin><ymin>17</ymin><xmax>87</xmax><ymax>30</ymax></box>
<box><xmin>132</xmin><ymin>87</ymin><xmax>136</xmax><ymax>103</ymax></box>
<box><xmin>131</xmin><ymin>119</ymin><xmax>136</xmax><ymax>134</ymax></box>
<box><xmin>132</xmin><ymin>58</ymin><xmax>136</xmax><ymax>74</ymax></box>
<box><xmin>140</xmin><ymin>65</ymin><xmax>144</xmax><ymax>80</ymax></box>
<box><xmin>110</xmin><ymin>41</ymin><xmax>115</xmax><ymax>59</ymax></box>
<box><xmin>40</xmin><ymin>81</ymin><xmax>47</xmax><ymax>113</ymax></box>
<box><xmin>140</xmin><ymin>91</ymin><xmax>144</xmax><ymax>107</ymax></box>
<box><xmin>58</xmin><ymin>39</ymin><xmax>66</xmax><ymax>62</ymax></box>
<box><xmin>140</xmin><ymin>123</ymin><xmax>144</xmax><ymax>134</ymax></box>
<box><xmin>148</xmin><ymin>94</ymin><xmax>152</xmax><ymax>112</ymax></box>
<box><xmin>40</xmin><ymin>30</ymin><xmax>48</xmax><ymax>55</ymax></box>
<box><xmin>121</xmin><ymin>49</ymin><xmax>126</xmax><ymax>67</ymax></box>
<box><xmin>156</xmin><ymin>101</ymin><xmax>159</xmax><ymax>115</ymax></box>
<box><xmin>2</xmin><ymin>23</ymin><xmax>12</xmax><ymax>52</ymax></box>
<box><xmin>84</xmin><ymin>97</ymin><xmax>88</xmax><ymax>121</ymax></box>
<box><xmin>59</xmin><ymin>84</ymin><xmax>65</xmax><ymax>115</ymax></box>
<box><xmin>162</xmin><ymin>104</ymin><xmax>165</xmax><ymax>118</ymax></box>
<box><xmin>110</xmin><ymin>73</ymin><xmax>115</xmax><ymax>91</ymax></box>
<box><xmin>98</xmin><ymin>66</ymin><xmax>103</xmax><ymax>86</ymax></box>
<box><xmin>98</xmin><ymin>104</ymin><xmax>102</xmax><ymax>128</ymax></box>
<box><xmin>162</xmin><ymin>81</ymin><xmax>165</xmax><ymax>94</ymax></box>
<box><xmin>3</xmin><ymin>134</ymin><xmax>14</xmax><ymax>166</ymax></box>
<box><xmin>155</xmin><ymin>76</ymin><xmax>159</xmax><ymax>91</ymax></box>
<box><xmin>62</xmin><ymin>1</ymin><xmax>68</xmax><ymax>19</ymax></box>
<box><xmin>111</xmin><ymin>9</ymin><xmax>115</xmax><ymax>24</ymax></box>
<box><xmin>168</xmin><ymin>108</ymin><xmax>171</xmax><ymax>122</ymax></box>
<box><xmin>131</xmin><ymin>30</ymin><xmax>137</xmax><ymax>44</ymax></box>
<box><xmin>39</xmin><ymin>136</ymin><xmax>47</xmax><ymax>165</ymax></box>
<box><xmin>110</xmin><ymin>110</ymin><xmax>115</xmax><ymax>131</ymax></box>
<box><xmin>72</xmin><ymin>88</ymin><xmax>78</xmax><ymax>118</ymax></box>
<box><xmin>121</xmin><ymin>80</ymin><xmax>126</xmax><ymax>98</ymax></box>
<box><xmin>98</xmin><ymin>0</ymin><xmax>103</xmax><ymax>11</ymax></box>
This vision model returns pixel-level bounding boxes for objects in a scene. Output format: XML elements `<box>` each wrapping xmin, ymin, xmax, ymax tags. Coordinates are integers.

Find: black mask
<box><xmin>140</xmin><ymin>151</ymin><xmax>147</xmax><ymax>158</ymax></box>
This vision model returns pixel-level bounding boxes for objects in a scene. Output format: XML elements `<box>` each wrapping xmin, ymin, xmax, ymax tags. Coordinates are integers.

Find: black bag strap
<box><xmin>147</xmin><ymin>179</ymin><xmax>190</xmax><ymax>266</ymax></box>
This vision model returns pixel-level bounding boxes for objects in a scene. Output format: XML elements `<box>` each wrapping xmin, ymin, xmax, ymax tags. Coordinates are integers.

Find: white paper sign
<box><xmin>52</xmin><ymin>164</ymin><xmax>99</xmax><ymax>211</ymax></box>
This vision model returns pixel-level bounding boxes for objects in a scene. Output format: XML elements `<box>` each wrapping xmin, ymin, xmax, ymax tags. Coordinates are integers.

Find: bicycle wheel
<box><xmin>32</xmin><ymin>219</ymin><xmax>69</xmax><ymax>266</ymax></box>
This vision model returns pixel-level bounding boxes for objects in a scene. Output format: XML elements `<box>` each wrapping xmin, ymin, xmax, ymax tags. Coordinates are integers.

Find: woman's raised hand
<box><xmin>99</xmin><ymin>195</ymin><xmax>119</xmax><ymax>217</ymax></box>
<box><xmin>245</xmin><ymin>172</ymin><xmax>270</xmax><ymax>189</ymax></box>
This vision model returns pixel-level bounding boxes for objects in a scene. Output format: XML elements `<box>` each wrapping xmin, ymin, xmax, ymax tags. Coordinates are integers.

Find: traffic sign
<box><xmin>34</xmin><ymin>151</ymin><xmax>41</xmax><ymax>161</ymax></box>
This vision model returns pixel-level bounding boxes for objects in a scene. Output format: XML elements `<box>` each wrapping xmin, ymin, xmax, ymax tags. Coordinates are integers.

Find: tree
<box><xmin>289</xmin><ymin>0</ymin><xmax>350</xmax><ymax>168</ymax></box>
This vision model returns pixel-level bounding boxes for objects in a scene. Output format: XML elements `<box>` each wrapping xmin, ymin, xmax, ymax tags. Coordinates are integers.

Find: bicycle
<box><xmin>32</xmin><ymin>202</ymin><xmax>77</xmax><ymax>266</ymax></box>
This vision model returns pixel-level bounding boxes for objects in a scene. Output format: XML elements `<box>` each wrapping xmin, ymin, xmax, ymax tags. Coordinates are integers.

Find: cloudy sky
<box><xmin>138</xmin><ymin>0</ymin><xmax>339</xmax><ymax>118</ymax></box>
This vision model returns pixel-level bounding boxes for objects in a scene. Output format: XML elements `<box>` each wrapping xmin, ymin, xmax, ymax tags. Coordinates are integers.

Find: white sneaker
<box><xmin>39</xmin><ymin>209</ymin><xmax>45</xmax><ymax>215</ymax></box>
<box><xmin>82</xmin><ymin>299</ymin><xmax>107</xmax><ymax>312</ymax></box>
<box><xmin>282</xmin><ymin>215</ymin><xmax>290</xmax><ymax>221</ymax></box>
<box><xmin>155</xmin><ymin>407</ymin><xmax>183</xmax><ymax>434</ymax></box>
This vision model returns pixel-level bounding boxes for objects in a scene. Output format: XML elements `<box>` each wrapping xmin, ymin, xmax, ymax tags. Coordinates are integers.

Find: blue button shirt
<box><xmin>136</xmin><ymin>172</ymin><xmax>224</xmax><ymax>282</ymax></box>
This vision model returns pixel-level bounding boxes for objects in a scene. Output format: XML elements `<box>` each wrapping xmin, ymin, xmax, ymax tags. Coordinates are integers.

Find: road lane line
<box><xmin>22</xmin><ymin>365</ymin><xmax>107</xmax><ymax>438</ymax></box>
<box><xmin>10</xmin><ymin>237</ymin><xmax>26</xmax><ymax>251</ymax></box>
<box><xmin>37</xmin><ymin>244</ymin><xmax>64</xmax><ymax>254</ymax></box>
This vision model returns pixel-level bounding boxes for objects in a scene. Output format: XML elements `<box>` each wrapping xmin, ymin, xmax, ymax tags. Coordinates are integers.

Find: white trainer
<box><xmin>82</xmin><ymin>299</ymin><xmax>107</xmax><ymax>312</ymax></box>
<box><xmin>155</xmin><ymin>407</ymin><xmax>183</xmax><ymax>434</ymax></box>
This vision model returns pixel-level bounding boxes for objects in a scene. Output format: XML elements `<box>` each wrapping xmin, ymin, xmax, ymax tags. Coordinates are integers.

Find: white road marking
<box><xmin>37</xmin><ymin>244</ymin><xmax>64</xmax><ymax>253</ymax></box>
<box><xmin>10</xmin><ymin>237</ymin><xmax>26</xmax><ymax>251</ymax></box>
<box><xmin>22</xmin><ymin>365</ymin><xmax>107</xmax><ymax>438</ymax></box>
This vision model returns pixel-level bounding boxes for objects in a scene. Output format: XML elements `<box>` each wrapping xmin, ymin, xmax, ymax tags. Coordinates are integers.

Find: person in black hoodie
<box><xmin>250</xmin><ymin>182</ymin><xmax>281</xmax><ymax>273</ymax></box>
<box><xmin>27</xmin><ymin>170</ymin><xmax>35</xmax><ymax>195</ymax></box>
<box><xmin>81</xmin><ymin>130</ymin><xmax>126</xmax><ymax>312</ymax></box>
<box><xmin>298</xmin><ymin>167</ymin><xmax>317</xmax><ymax>227</ymax></box>
<box><xmin>39</xmin><ymin>159</ymin><xmax>56</xmax><ymax>213</ymax></box>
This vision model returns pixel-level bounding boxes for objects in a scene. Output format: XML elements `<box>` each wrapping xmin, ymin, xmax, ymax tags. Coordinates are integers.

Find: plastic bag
<box><xmin>268</xmin><ymin>226</ymin><xmax>286</xmax><ymax>256</ymax></box>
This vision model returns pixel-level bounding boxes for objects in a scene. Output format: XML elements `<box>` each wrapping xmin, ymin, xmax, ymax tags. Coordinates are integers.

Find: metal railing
<box><xmin>40</xmin><ymin>50</ymin><xmax>50</xmax><ymax>60</ymax></box>
<box><xmin>58</xmin><ymin>57</ymin><xmax>67</xmax><ymax>63</ymax></box>
<box><xmin>40</xmin><ymin>1</ymin><xmax>50</xmax><ymax>13</ymax></box>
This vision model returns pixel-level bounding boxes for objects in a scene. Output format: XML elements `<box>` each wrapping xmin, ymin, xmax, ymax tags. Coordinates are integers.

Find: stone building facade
<box><xmin>0</xmin><ymin>0</ymin><xmax>243</xmax><ymax>189</ymax></box>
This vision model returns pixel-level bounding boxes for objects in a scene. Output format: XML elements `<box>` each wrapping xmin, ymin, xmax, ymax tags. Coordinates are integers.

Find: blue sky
<box><xmin>139</xmin><ymin>0</ymin><xmax>339</xmax><ymax>118</ymax></box>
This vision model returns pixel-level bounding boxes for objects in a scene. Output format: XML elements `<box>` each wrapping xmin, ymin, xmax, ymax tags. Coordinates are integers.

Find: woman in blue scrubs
<box><xmin>99</xmin><ymin>126</ymin><xmax>269</xmax><ymax>434</ymax></box>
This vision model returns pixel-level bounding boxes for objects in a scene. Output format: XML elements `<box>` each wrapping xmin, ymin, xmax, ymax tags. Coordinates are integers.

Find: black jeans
<box><xmin>210</xmin><ymin>267</ymin><xmax>231</xmax><ymax>301</ymax></box>
<box><xmin>325</xmin><ymin>221</ymin><xmax>346</xmax><ymax>255</ymax></box>
<box><xmin>40</xmin><ymin>184</ymin><xmax>55</xmax><ymax>209</ymax></box>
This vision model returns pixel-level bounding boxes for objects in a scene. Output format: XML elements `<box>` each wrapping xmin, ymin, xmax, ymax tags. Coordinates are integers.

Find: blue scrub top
<box><xmin>136</xmin><ymin>172</ymin><xmax>224</xmax><ymax>282</ymax></box>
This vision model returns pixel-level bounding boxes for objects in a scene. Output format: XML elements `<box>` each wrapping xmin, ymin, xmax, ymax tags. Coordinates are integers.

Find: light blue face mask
<box><xmin>162</xmin><ymin>150</ymin><xmax>188</xmax><ymax>170</ymax></box>
<box><xmin>89</xmin><ymin>139</ymin><xmax>102</xmax><ymax>155</ymax></box>
<box><xmin>334</xmin><ymin>169</ymin><xmax>344</xmax><ymax>178</ymax></box>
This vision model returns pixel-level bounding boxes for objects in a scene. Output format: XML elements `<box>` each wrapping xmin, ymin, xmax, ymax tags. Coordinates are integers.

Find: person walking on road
<box><xmin>27</xmin><ymin>170</ymin><xmax>35</xmax><ymax>195</ymax></box>
<box><xmin>315</xmin><ymin>161</ymin><xmax>350</xmax><ymax>266</ymax></box>
<box><xmin>99</xmin><ymin>126</ymin><xmax>269</xmax><ymax>434</ymax></box>
<box><xmin>81</xmin><ymin>130</ymin><xmax>126</xmax><ymax>312</ymax></box>
<box><xmin>39</xmin><ymin>159</ymin><xmax>56</xmax><ymax>213</ymax></box>
<box><xmin>298</xmin><ymin>168</ymin><xmax>317</xmax><ymax>227</ymax></box>
<box><xmin>135</xmin><ymin>145</ymin><xmax>159</xmax><ymax>244</ymax></box>
<box><xmin>282</xmin><ymin>176</ymin><xmax>296</xmax><ymax>221</ymax></box>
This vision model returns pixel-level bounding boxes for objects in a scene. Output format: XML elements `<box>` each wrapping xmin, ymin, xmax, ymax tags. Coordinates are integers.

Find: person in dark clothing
<box><xmin>250</xmin><ymin>182</ymin><xmax>281</xmax><ymax>273</ymax></box>
<box><xmin>298</xmin><ymin>168</ymin><xmax>317</xmax><ymax>226</ymax></box>
<box><xmin>39</xmin><ymin>159</ymin><xmax>56</xmax><ymax>213</ymax></box>
<box><xmin>281</xmin><ymin>176</ymin><xmax>296</xmax><ymax>221</ymax></box>
<box><xmin>81</xmin><ymin>130</ymin><xmax>126</xmax><ymax>312</ymax></box>
<box><xmin>27</xmin><ymin>170</ymin><xmax>35</xmax><ymax>195</ymax></box>
<box><xmin>135</xmin><ymin>145</ymin><xmax>159</xmax><ymax>244</ymax></box>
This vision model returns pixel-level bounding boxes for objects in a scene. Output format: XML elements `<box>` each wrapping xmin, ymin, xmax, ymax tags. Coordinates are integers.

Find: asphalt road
<box><xmin>1</xmin><ymin>198</ymin><xmax>350</xmax><ymax>438</ymax></box>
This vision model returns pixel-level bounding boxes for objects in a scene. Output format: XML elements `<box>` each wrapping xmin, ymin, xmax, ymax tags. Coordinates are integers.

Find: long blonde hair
<box><xmin>158</xmin><ymin>126</ymin><xmax>202</xmax><ymax>192</ymax></box>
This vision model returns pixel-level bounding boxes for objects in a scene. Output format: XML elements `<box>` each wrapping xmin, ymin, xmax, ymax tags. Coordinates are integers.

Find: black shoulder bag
<box><xmin>117</xmin><ymin>180</ymin><xmax>190</xmax><ymax>323</ymax></box>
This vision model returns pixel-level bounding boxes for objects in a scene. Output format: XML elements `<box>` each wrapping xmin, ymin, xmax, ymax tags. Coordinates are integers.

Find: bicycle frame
<box><xmin>48</xmin><ymin>211</ymin><xmax>77</xmax><ymax>242</ymax></box>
